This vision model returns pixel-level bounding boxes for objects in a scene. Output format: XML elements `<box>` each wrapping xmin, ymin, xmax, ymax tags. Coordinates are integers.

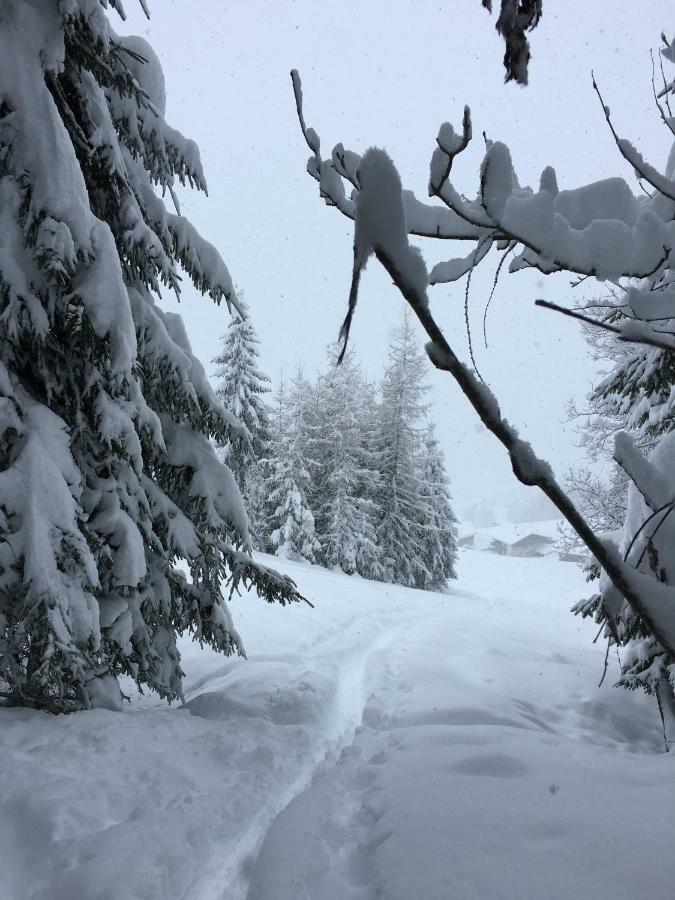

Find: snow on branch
<box><xmin>290</xmin><ymin>70</ymin><xmax>486</xmax><ymax>242</ymax></box>
<box><xmin>614</xmin><ymin>432</ymin><xmax>673</xmax><ymax>512</ymax></box>
<box><xmin>340</xmin><ymin>147</ymin><xmax>429</xmax><ymax>361</ymax></box>
<box><xmin>593</xmin><ymin>75</ymin><xmax>675</xmax><ymax>204</ymax></box>
<box><xmin>291</xmin><ymin>70</ymin><xmax>675</xmax><ymax>662</ymax></box>
<box><xmin>291</xmin><ymin>70</ymin><xmax>675</xmax><ymax>299</ymax></box>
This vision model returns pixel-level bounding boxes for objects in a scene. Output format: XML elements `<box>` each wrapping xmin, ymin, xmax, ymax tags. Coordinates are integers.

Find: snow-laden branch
<box><xmin>593</xmin><ymin>75</ymin><xmax>675</xmax><ymax>204</ymax></box>
<box><xmin>292</xmin><ymin>88</ymin><xmax>675</xmax><ymax>658</ymax></box>
<box><xmin>290</xmin><ymin>70</ymin><xmax>487</xmax><ymax>243</ymax></box>
<box><xmin>291</xmin><ymin>69</ymin><xmax>675</xmax><ymax>295</ymax></box>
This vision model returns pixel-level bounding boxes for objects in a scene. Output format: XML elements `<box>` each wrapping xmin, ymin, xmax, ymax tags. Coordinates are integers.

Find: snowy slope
<box><xmin>1</xmin><ymin>551</ymin><xmax>674</xmax><ymax>900</ymax></box>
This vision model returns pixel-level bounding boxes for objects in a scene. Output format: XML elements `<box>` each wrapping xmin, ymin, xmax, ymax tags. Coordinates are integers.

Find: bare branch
<box><xmin>483</xmin><ymin>240</ymin><xmax>515</xmax><ymax>347</ymax></box>
<box><xmin>593</xmin><ymin>73</ymin><xmax>675</xmax><ymax>203</ymax></box>
<box><xmin>536</xmin><ymin>297</ymin><xmax>675</xmax><ymax>353</ymax></box>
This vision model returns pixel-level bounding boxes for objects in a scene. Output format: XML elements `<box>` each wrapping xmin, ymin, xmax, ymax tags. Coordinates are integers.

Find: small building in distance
<box><xmin>459</xmin><ymin>520</ymin><xmax>565</xmax><ymax>559</ymax></box>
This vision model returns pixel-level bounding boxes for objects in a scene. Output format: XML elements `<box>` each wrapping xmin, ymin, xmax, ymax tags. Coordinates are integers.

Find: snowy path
<box><xmin>2</xmin><ymin>551</ymin><xmax>675</xmax><ymax>899</ymax></box>
<box><xmin>186</xmin><ymin>616</ymin><xmax>416</xmax><ymax>900</ymax></box>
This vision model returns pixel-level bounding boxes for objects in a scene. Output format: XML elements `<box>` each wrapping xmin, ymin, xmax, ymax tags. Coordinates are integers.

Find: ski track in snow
<box><xmin>2</xmin><ymin>550</ymin><xmax>675</xmax><ymax>900</ymax></box>
<box><xmin>187</xmin><ymin>615</ymin><xmax>415</xmax><ymax>900</ymax></box>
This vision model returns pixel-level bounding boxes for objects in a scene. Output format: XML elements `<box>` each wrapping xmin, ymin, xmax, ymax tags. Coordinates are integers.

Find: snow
<box><xmin>614</xmin><ymin>431</ymin><xmax>673</xmax><ymax>509</ymax></box>
<box><xmin>117</xmin><ymin>35</ymin><xmax>167</xmax><ymax>116</ymax></box>
<box><xmin>2</xmin><ymin>550</ymin><xmax>674</xmax><ymax>899</ymax></box>
<box><xmin>0</xmin><ymin>1</ymin><xmax>138</xmax><ymax>374</ymax></box>
<box><xmin>617</xmin><ymin>138</ymin><xmax>675</xmax><ymax>202</ymax></box>
<box><xmin>74</xmin><ymin>221</ymin><xmax>137</xmax><ymax>374</ymax></box>
<box><xmin>0</xmin><ymin>368</ymin><xmax>100</xmax><ymax>644</ymax></box>
<box><xmin>554</xmin><ymin>177</ymin><xmax>640</xmax><ymax>228</ymax></box>
<box><xmin>354</xmin><ymin>148</ymin><xmax>429</xmax><ymax>301</ymax></box>
<box><xmin>429</xmin><ymin>235</ymin><xmax>493</xmax><ymax>286</ymax></box>
<box><xmin>167</xmin><ymin>214</ymin><xmax>237</xmax><ymax>306</ymax></box>
<box><xmin>627</xmin><ymin>284</ymin><xmax>675</xmax><ymax>320</ymax></box>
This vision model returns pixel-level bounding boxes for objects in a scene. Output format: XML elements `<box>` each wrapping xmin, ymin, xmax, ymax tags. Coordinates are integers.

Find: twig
<box><xmin>623</xmin><ymin>501</ymin><xmax>673</xmax><ymax>563</ymax></box>
<box><xmin>535</xmin><ymin>298</ymin><xmax>675</xmax><ymax>353</ymax></box>
<box><xmin>593</xmin><ymin>72</ymin><xmax>675</xmax><ymax>203</ymax></box>
<box><xmin>598</xmin><ymin>636</ymin><xmax>612</xmax><ymax>687</ymax></box>
<box><xmin>464</xmin><ymin>237</ymin><xmax>490</xmax><ymax>380</ymax></box>
<box><xmin>634</xmin><ymin>506</ymin><xmax>674</xmax><ymax>571</ymax></box>
<box><xmin>483</xmin><ymin>241</ymin><xmax>513</xmax><ymax>347</ymax></box>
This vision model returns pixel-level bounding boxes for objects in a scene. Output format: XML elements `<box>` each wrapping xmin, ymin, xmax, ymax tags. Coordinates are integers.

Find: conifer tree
<box><xmin>213</xmin><ymin>296</ymin><xmax>271</xmax><ymax>546</ymax></box>
<box><xmin>416</xmin><ymin>425</ymin><xmax>458</xmax><ymax>590</ymax></box>
<box><xmin>375</xmin><ymin>315</ymin><xmax>432</xmax><ymax>587</ymax></box>
<box><xmin>572</xmin><ymin>305</ymin><xmax>675</xmax><ymax>735</ymax></box>
<box><xmin>263</xmin><ymin>377</ymin><xmax>319</xmax><ymax>562</ymax></box>
<box><xmin>312</xmin><ymin>348</ymin><xmax>381</xmax><ymax>577</ymax></box>
<box><xmin>0</xmin><ymin>2</ymin><xmax>300</xmax><ymax>712</ymax></box>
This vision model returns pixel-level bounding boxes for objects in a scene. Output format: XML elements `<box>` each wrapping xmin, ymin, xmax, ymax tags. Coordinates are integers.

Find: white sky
<box><xmin>119</xmin><ymin>1</ymin><xmax>672</xmax><ymax>516</ymax></box>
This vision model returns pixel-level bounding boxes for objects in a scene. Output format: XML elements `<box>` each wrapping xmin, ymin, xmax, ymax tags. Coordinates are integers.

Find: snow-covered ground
<box><xmin>2</xmin><ymin>550</ymin><xmax>674</xmax><ymax>900</ymax></box>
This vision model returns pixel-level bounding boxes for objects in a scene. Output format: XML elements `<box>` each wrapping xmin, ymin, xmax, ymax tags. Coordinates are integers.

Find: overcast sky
<box><xmin>119</xmin><ymin>1</ymin><xmax>672</xmax><ymax>518</ymax></box>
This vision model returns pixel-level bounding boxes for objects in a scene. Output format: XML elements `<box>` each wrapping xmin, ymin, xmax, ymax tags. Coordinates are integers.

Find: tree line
<box><xmin>215</xmin><ymin>309</ymin><xmax>458</xmax><ymax>592</ymax></box>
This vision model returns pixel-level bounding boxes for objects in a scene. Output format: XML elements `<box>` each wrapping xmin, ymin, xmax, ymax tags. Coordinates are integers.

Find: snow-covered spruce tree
<box><xmin>213</xmin><ymin>296</ymin><xmax>271</xmax><ymax>547</ymax></box>
<box><xmin>569</xmin><ymin>288</ymin><xmax>675</xmax><ymax>738</ymax></box>
<box><xmin>0</xmin><ymin>2</ymin><xmax>301</xmax><ymax>712</ymax></box>
<box><xmin>355</xmin><ymin>373</ymin><xmax>386</xmax><ymax>550</ymax></box>
<box><xmin>417</xmin><ymin>425</ymin><xmax>458</xmax><ymax>590</ymax></box>
<box><xmin>311</xmin><ymin>347</ymin><xmax>381</xmax><ymax>577</ymax></box>
<box><xmin>375</xmin><ymin>314</ymin><xmax>433</xmax><ymax>588</ymax></box>
<box><xmin>263</xmin><ymin>376</ymin><xmax>319</xmax><ymax>562</ymax></box>
<box><xmin>290</xmin><ymin>39</ymin><xmax>675</xmax><ymax>738</ymax></box>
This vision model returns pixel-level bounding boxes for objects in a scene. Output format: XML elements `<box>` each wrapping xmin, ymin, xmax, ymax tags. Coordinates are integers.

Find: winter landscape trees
<box><xmin>4</xmin><ymin>3</ymin><xmax>675</xmax><ymax>898</ymax></box>
<box><xmin>0</xmin><ymin>0</ymin><xmax>302</xmax><ymax>713</ymax></box>
<box><xmin>213</xmin><ymin>297</ymin><xmax>271</xmax><ymax>547</ymax></box>
<box><xmin>215</xmin><ymin>316</ymin><xmax>458</xmax><ymax>590</ymax></box>
<box><xmin>291</xmin><ymin>33</ymin><xmax>675</xmax><ymax>739</ymax></box>
<box><xmin>262</xmin><ymin>374</ymin><xmax>319</xmax><ymax>562</ymax></box>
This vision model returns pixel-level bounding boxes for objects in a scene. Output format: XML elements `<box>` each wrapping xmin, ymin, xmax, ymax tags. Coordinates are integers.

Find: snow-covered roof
<box><xmin>473</xmin><ymin>519</ymin><xmax>562</xmax><ymax>547</ymax></box>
